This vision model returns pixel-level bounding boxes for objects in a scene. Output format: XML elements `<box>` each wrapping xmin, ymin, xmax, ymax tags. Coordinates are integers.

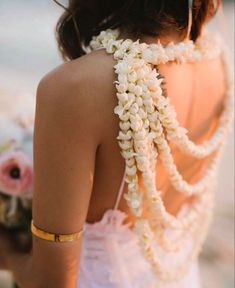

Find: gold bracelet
<box><xmin>31</xmin><ymin>220</ymin><xmax>84</xmax><ymax>243</ymax></box>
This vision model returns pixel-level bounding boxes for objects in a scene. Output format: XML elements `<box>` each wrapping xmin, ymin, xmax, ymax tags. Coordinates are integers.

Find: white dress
<box><xmin>77</xmin><ymin>184</ymin><xmax>202</xmax><ymax>288</ymax></box>
<box><xmin>76</xmin><ymin>27</ymin><xmax>233</xmax><ymax>288</ymax></box>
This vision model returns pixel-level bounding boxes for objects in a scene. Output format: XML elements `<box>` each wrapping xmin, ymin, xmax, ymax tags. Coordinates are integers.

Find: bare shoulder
<box><xmin>36</xmin><ymin>49</ymin><xmax>117</xmax><ymax>144</ymax></box>
<box><xmin>37</xmin><ymin>49</ymin><xmax>116</xmax><ymax>107</ymax></box>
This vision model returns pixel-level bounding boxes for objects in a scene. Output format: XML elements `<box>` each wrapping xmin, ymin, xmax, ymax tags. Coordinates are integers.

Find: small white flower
<box><xmin>136</xmin><ymin>96</ymin><xmax>143</xmax><ymax>107</ymax></box>
<box><xmin>121</xmin><ymin>150</ymin><xmax>137</xmax><ymax>159</ymax></box>
<box><xmin>117</xmin><ymin>130</ymin><xmax>132</xmax><ymax>141</ymax></box>
<box><xmin>114</xmin><ymin>49</ymin><xmax>125</xmax><ymax>59</ymax></box>
<box><xmin>130</xmin><ymin>116</ymin><xmax>143</xmax><ymax>131</ymax></box>
<box><xmin>120</xmin><ymin>111</ymin><xmax>130</xmax><ymax>121</ymax></box>
<box><xmin>119</xmin><ymin>140</ymin><xmax>133</xmax><ymax>150</ymax></box>
<box><xmin>124</xmin><ymin>101</ymin><xmax>134</xmax><ymax>111</ymax></box>
<box><xmin>148</xmin><ymin>131</ymin><xmax>158</xmax><ymax>140</ymax></box>
<box><xmin>131</xmin><ymin>199</ymin><xmax>141</xmax><ymax>209</ymax></box>
<box><xmin>148</xmin><ymin>111</ymin><xmax>158</xmax><ymax>122</ymax></box>
<box><xmin>142</xmin><ymin>91</ymin><xmax>151</xmax><ymax>99</ymax></box>
<box><xmin>148</xmin><ymin>68</ymin><xmax>159</xmax><ymax>79</ymax></box>
<box><xmin>136</xmin><ymin>68</ymin><xmax>146</xmax><ymax>79</ymax></box>
<box><xmin>151</xmin><ymin>46</ymin><xmax>168</xmax><ymax>64</ymax></box>
<box><xmin>156</xmin><ymin>98</ymin><xmax>168</xmax><ymax>109</ymax></box>
<box><xmin>134</xmin><ymin>85</ymin><xmax>143</xmax><ymax>97</ymax></box>
<box><xmin>130</xmin><ymin>58</ymin><xmax>145</xmax><ymax>69</ymax></box>
<box><xmin>126</xmin><ymin>158</ymin><xmax>135</xmax><ymax>166</ymax></box>
<box><xmin>128</xmin><ymin>71</ymin><xmax>138</xmax><ymax>83</ymax></box>
<box><xmin>134</xmin><ymin>137</ymin><xmax>147</xmax><ymax>147</ymax></box>
<box><xmin>118</xmin><ymin>73</ymin><xmax>128</xmax><ymax>84</ymax></box>
<box><xmin>117</xmin><ymin>92</ymin><xmax>129</xmax><ymax>103</ymax></box>
<box><xmin>126</xmin><ymin>165</ymin><xmax>137</xmax><ymax>176</ymax></box>
<box><xmin>114</xmin><ymin>105</ymin><xmax>125</xmax><ymax>117</ymax></box>
<box><xmin>128</xmin><ymin>92</ymin><xmax>136</xmax><ymax>102</ymax></box>
<box><xmin>114</xmin><ymin>61</ymin><xmax>130</xmax><ymax>74</ymax></box>
<box><xmin>135</xmin><ymin>154</ymin><xmax>148</xmax><ymax>167</ymax></box>
<box><xmin>120</xmin><ymin>39</ymin><xmax>133</xmax><ymax>51</ymax></box>
<box><xmin>133</xmin><ymin>130</ymin><xmax>147</xmax><ymax>140</ymax></box>
<box><xmin>143</xmin><ymin>48</ymin><xmax>153</xmax><ymax>62</ymax></box>
<box><xmin>138</xmin><ymin>108</ymin><xmax>148</xmax><ymax>119</ymax></box>
<box><xmin>135</xmin><ymin>146</ymin><xmax>148</xmax><ymax>156</ymax></box>
<box><xmin>165</xmin><ymin>42</ymin><xmax>177</xmax><ymax>61</ymax></box>
<box><xmin>116</xmin><ymin>83</ymin><xmax>128</xmax><ymax>93</ymax></box>
<box><xmin>130</xmin><ymin>113</ymin><xmax>142</xmax><ymax>124</ymax></box>
<box><xmin>143</xmin><ymin>118</ymin><xmax>150</xmax><ymax>129</ymax></box>
<box><xmin>123</xmin><ymin>93</ymin><xmax>135</xmax><ymax>110</ymax></box>
<box><xmin>143</xmin><ymin>98</ymin><xmax>153</xmax><ymax>107</ymax></box>
<box><xmin>128</xmin><ymin>83</ymin><xmax>136</xmax><ymax>93</ymax></box>
<box><xmin>146</xmin><ymin>79</ymin><xmax>160</xmax><ymax>92</ymax></box>
<box><xmin>129</xmin><ymin>103</ymin><xmax>139</xmax><ymax>115</ymax></box>
<box><xmin>129</xmin><ymin>41</ymin><xmax>142</xmax><ymax>56</ymax></box>
<box><xmin>119</xmin><ymin>121</ymin><xmax>131</xmax><ymax>131</ymax></box>
<box><xmin>150</xmin><ymin>121</ymin><xmax>163</xmax><ymax>134</ymax></box>
<box><xmin>106</xmin><ymin>39</ymin><xmax>119</xmax><ymax>53</ymax></box>
<box><xmin>151</xmin><ymin>88</ymin><xmax>163</xmax><ymax>100</ymax></box>
<box><xmin>89</xmin><ymin>39</ymin><xmax>101</xmax><ymax>50</ymax></box>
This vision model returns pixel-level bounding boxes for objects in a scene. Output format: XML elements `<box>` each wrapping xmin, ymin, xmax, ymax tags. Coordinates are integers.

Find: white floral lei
<box><xmin>88</xmin><ymin>29</ymin><xmax>234</xmax><ymax>281</ymax></box>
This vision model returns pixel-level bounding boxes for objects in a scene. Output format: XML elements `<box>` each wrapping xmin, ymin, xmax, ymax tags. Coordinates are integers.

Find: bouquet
<box><xmin>0</xmin><ymin>115</ymin><xmax>33</xmax><ymax>254</ymax></box>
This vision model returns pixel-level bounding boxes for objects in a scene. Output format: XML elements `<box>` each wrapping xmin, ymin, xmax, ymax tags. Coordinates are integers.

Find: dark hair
<box><xmin>54</xmin><ymin>0</ymin><xmax>221</xmax><ymax>60</ymax></box>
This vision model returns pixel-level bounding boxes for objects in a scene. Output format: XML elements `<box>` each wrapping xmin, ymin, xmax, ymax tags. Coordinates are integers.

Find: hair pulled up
<box><xmin>53</xmin><ymin>0</ymin><xmax>221</xmax><ymax>60</ymax></box>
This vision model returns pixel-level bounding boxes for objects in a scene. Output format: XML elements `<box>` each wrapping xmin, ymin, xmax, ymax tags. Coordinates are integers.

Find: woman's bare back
<box><xmin>31</xmin><ymin>25</ymin><xmax>232</xmax><ymax>288</ymax></box>
<box><xmin>83</xmin><ymin>48</ymin><xmax>226</xmax><ymax>223</ymax></box>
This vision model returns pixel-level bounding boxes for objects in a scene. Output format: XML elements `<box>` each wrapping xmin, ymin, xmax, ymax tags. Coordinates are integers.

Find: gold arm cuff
<box><xmin>31</xmin><ymin>220</ymin><xmax>84</xmax><ymax>243</ymax></box>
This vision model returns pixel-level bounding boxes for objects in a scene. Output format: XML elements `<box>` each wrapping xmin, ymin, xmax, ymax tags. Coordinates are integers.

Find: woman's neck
<box><xmin>119</xmin><ymin>29</ymin><xmax>185</xmax><ymax>45</ymax></box>
<box><xmin>119</xmin><ymin>26</ymin><xmax>205</xmax><ymax>45</ymax></box>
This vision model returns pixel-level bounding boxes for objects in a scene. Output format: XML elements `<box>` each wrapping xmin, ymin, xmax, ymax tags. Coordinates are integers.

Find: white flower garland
<box><xmin>88</xmin><ymin>29</ymin><xmax>234</xmax><ymax>282</ymax></box>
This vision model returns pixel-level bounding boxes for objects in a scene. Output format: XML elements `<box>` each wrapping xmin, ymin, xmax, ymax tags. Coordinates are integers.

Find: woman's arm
<box><xmin>1</xmin><ymin>51</ymin><xmax>114</xmax><ymax>288</ymax></box>
<box><xmin>30</xmin><ymin>62</ymin><xmax>102</xmax><ymax>288</ymax></box>
<box><xmin>12</xmin><ymin>60</ymin><xmax>103</xmax><ymax>288</ymax></box>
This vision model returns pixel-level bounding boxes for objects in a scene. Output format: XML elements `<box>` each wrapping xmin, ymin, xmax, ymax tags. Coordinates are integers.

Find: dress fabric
<box><xmin>75</xmin><ymin>28</ymin><xmax>231</xmax><ymax>288</ymax></box>
<box><xmin>77</xmin><ymin>175</ymin><xmax>201</xmax><ymax>288</ymax></box>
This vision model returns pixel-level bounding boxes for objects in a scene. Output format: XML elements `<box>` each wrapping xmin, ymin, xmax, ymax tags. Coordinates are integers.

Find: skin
<box><xmin>0</xmin><ymin>25</ymin><xmax>226</xmax><ymax>287</ymax></box>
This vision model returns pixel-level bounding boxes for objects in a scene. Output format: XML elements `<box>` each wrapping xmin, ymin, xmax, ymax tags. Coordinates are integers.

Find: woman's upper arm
<box><xmin>32</xmin><ymin>64</ymin><xmax>101</xmax><ymax>287</ymax></box>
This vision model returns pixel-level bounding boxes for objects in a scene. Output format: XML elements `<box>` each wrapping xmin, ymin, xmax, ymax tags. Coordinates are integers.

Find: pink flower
<box><xmin>0</xmin><ymin>150</ymin><xmax>33</xmax><ymax>196</ymax></box>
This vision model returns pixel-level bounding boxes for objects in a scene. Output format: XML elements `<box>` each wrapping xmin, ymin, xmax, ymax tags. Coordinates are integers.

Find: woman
<box><xmin>0</xmin><ymin>0</ymin><xmax>233</xmax><ymax>287</ymax></box>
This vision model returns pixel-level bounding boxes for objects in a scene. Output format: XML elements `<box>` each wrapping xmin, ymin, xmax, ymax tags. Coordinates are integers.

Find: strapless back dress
<box><xmin>77</xmin><ymin>176</ymin><xmax>202</xmax><ymax>288</ymax></box>
<box><xmin>76</xmin><ymin>27</ymin><xmax>233</xmax><ymax>288</ymax></box>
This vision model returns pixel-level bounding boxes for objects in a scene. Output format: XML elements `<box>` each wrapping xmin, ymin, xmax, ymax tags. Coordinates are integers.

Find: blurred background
<box><xmin>0</xmin><ymin>1</ymin><xmax>234</xmax><ymax>287</ymax></box>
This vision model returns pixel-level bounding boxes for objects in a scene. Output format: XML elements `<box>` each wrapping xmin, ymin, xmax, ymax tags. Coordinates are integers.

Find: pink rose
<box><xmin>0</xmin><ymin>150</ymin><xmax>33</xmax><ymax>196</ymax></box>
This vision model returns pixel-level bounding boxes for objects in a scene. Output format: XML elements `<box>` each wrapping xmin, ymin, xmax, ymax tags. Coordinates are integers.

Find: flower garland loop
<box><xmin>88</xmin><ymin>29</ymin><xmax>234</xmax><ymax>282</ymax></box>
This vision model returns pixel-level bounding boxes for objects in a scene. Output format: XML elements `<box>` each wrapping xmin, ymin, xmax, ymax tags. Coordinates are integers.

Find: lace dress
<box><xmin>76</xmin><ymin>28</ymin><xmax>234</xmax><ymax>288</ymax></box>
